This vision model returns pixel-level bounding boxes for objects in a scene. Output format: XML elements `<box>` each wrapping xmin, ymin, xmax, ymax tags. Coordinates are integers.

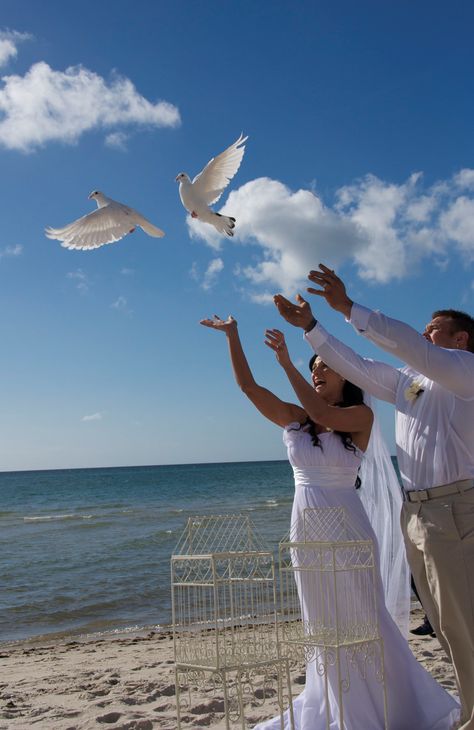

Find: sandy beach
<box><xmin>0</xmin><ymin>607</ymin><xmax>458</xmax><ymax>729</ymax></box>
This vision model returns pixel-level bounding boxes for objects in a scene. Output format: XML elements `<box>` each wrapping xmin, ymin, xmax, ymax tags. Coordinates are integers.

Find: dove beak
<box><xmin>175</xmin><ymin>175</ymin><xmax>180</xmax><ymax>183</ymax></box>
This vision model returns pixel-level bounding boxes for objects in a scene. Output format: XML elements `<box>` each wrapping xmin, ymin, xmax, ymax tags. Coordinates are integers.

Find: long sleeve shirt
<box><xmin>305</xmin><ymin>303</ymin><xmax>474</xmax><ymax>491</ymax></box>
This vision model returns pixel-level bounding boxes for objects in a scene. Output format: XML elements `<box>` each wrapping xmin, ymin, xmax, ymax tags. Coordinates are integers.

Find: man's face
<box><xmin>423</xmin><ymin>316</ymin><xmax>459</xmax><ymax>348</ymax></box>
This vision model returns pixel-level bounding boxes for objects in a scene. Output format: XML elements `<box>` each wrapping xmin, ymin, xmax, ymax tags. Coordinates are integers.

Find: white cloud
<box><xmin>249</xmin><ymin>292</ymin><xmax>275</xmax><ymax>305</ymax></box>
<box><xmin>334</xmin><ymin>173</ymin><xmax>419</xmax><ymax>282</ymax></box>
<box><xmin>0</xmin><ymin>30</ymin><xmax>31</xmax><ymax>68</ymax></box>
<box><xmin>187</xmin><ymin>169</ymin><xmax>474</xmax><ymax>295</ymax></box>
<box><xmin>111</xmin><ymin>295</ymin><xmax>130</xmax><ymax>313</ymax></box>
<box><xmin>439</xmin><ymin>197</ymin><xmax>474</xmax><ymax>253</ymax></box>
<box><xmin>189</xmin><ymin>258</ymin><xmax>224</xmax><ymax>291</ymax></box>
<box><xmin>67</xmin><ymin>268</ymin><xmax>89</xmax><ymax>294</ymax></box>
<box><xmin>202</xmin><ymin>258</ymin><xmax>224</xmax><ymax>290</ymax></box>
<box><xmin>105</xmin><ymin>131</ymin><xmax>128</xmax><ymax>150</ymax></box>
<box><xmin>0</xmin><ymin>40</ymin><xmax>17</xmax><ymax>68</ymax></box>
<box><xmin>190</xmin><ymin>257</ymin><xmax>224</xmax><ymax>290</ymax></box>
<box><xmin>81</xmin><ymin>412</ymin><xmax>104</xmax><ymax>422</ymax></box>
<box><xmin>0</xmin><ymin>243</ymin><xmax>23</xmax><ymax>259</ymax></box>
<box><xmin>453</xmin><ymin>169</ymin><xmax>474</xmax><ymax>190</ymax></box>
<box><xmin>0</xmin><ymin>61</ymin><xmax>181</xmax><ymax>152</ymax></box>
<box><xmin>120</xmin><ymin>267</ymin><xmax>135</xmax><ymax>275</ymax></box>
<box><xmin>188</xmin><ymin>177</ymin><xmax>362</xmax><ymax>296</ymax></box>
<box><xmin>404</xmin><ymin>195</ymin><xmax>436</xmax><ymax>223</ymax></box>
<box><xmin>189</xmin><ymin>261</ymin><xmax>198</xmax><ymax>281</ymax></box>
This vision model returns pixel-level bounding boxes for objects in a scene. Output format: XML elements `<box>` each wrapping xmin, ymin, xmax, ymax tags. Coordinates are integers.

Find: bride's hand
<box><xmin>200</xmin><ymin>314</ymin><xmax>238</xmax><ymax>333</ymax></box>
<box><xmin>265</xmin><ymin>329</ymin><xmax>291</xmax><ymax>366</ymax></box>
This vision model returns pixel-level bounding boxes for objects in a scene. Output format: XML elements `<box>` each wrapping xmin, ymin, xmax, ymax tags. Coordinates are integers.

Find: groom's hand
<box><xmin>308</xmin><ymin>264</ymin><xmax>353</xmax><ymax>318</ymax></box>
<box><xmin>273</xmin><ymin>294</ymin><xmax>316</xmax><ymax>331</ymax></box>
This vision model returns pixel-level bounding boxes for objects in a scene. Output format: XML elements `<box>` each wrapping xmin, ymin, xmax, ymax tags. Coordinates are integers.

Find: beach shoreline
<box><xmin>0</xmin><ymin>623</ymin><xmax>168</xmax><ymax>652</ymax></box>
<box><xmin>0</xmin><ymin>607</ymin><xmax>458</xmax><ymax>729</ymax></box>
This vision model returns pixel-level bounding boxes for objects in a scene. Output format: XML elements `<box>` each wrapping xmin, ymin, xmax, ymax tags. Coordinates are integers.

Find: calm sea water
<box><xmin>0</xmin><ymin>461</ymin><xmax>296</xmax><ymax>644</ymax></box>
<box><xmin>0</xmin><ymin>458</ymin><xmax>400</xmax><ymax>645</ymax></box>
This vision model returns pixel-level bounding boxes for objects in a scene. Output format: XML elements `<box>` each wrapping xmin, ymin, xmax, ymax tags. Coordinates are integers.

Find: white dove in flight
<box><xmin>175</xmin><ymin>133</ymin><xmax>248</xmax><ymax>237</ymax></box>
<box><xmin>45</xmin><ymin>191</ymin><xmax>165</xmax><ymax>250</ymax></box>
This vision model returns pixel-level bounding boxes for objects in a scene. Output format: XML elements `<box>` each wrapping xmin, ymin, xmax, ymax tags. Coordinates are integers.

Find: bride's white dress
<box><xmin>254</xmin><ymin>424</ymin><xmax>459</xmax><ymax>730</ymax></box>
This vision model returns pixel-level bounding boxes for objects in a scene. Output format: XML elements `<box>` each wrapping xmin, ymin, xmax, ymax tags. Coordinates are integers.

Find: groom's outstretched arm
<box><xmin>274</xmin><ymin>293</ymin><xmax>399</xmax><ymax>404</ymax></box>
<box><xmin>310</xmin><ymin>263</ymin><xmax>474</xmax><ymax>399</ymax></box>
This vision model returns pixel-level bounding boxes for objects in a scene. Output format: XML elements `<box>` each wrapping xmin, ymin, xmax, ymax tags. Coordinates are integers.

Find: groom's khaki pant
<box><xmin>401</xmin><ymin>485</ymin><xmax>474</xmax><ymax>730</ymax></box>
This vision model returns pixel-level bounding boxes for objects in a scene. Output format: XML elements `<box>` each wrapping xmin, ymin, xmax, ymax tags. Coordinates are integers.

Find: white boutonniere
<box><xmin>404</xmin><ymin>380</ymin><xmax>424</xmax><ymax>402</ymax></box>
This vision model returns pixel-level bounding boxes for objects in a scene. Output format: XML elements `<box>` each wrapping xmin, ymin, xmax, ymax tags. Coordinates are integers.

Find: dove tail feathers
<box><xmin>214</xmin><ymin>213</ymin><xmax>236</xmax><ymax>237</ymax></box>
<box><xmin>137</xmin><ymin>219</ymin><xmax>165</xmax><ymax>238</ymax></box>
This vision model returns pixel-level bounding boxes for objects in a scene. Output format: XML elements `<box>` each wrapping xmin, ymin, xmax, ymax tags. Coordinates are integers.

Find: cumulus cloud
<box><xmin>0</xmin><ymin>61</ymin><xmax>181</xmax><ymax>152</ymax></box>
<box><xmin>0</xmin><ymin>30</ymin><xmax>31</xmax><ymax>68</ymax></box>
<box><xmin>439</xmin><ymin>197</ymin><xmax>474</xmax><ymax>253</ymax></box>
<box><xmin>187</xmin><ymin>170</ymin><xmax>474</xmax><ymax>295</ymax></box>
<box><xmin>334</xmin><ymin>173</ymin><xmax>420</xmax><ymax>282</ymax></box>
<box><xmin>453</xmin><ymin>169</ymin><xmax>474</xmax><ymax>190</ymax></box>
<box><xmin>188</xmin><ymin>177</ymin><xmax>362</xmax><ymax>296</ymax></box>
<box><xmin>81</xmin><ymin>412</ymin><xmax>104</xmax><ymax>422</ymax></box>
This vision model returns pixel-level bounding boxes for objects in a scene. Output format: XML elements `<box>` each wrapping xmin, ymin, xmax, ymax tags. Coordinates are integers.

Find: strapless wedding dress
<box><xmin>254</xmin><ymin>425</ymin><xmax>459</xmax><ymax>730</ymax></box>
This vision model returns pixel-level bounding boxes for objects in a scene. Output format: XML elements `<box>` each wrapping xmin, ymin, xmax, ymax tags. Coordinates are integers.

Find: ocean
<box><xmin>0</xmin><ymin>461</ymin><xmax>296</xmax><ymax>644</ymax></box>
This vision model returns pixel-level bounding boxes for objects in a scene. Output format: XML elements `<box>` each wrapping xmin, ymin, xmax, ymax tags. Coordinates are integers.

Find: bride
<box><xmin>201</xmin><ymin>314</ymin><xmax>459</xmax><ymax>730</ymax></box>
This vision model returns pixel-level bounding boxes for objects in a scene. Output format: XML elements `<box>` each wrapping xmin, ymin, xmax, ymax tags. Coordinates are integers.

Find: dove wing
<box><xmin>192</xmin><ymin>133</ymin><xmax>248</xmax><ymax>205</ymax></box>
<box><xmin>45</xmin><ymin>205</ymin><xmax>157</xmax><ymax>250</ymax></box>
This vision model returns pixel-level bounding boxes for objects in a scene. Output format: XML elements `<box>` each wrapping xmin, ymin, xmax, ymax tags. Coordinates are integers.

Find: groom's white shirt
<box><xmin>305</xmin><ymin>303</ymin><xmax>474</xmax><ymax>492</ymax></box>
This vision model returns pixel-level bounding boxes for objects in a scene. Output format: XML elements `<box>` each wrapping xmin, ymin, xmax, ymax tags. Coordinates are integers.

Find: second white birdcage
<box><xmin>278</xmin><ymin>507</ymin><xmax>388</xmax><ymax>730</ymax></box>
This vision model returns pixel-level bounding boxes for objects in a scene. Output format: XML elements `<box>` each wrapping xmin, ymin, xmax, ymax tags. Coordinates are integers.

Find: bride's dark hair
<box><xmin>289</xmin><ymin>354</ymin><xmax>364</xmax><ymax>487</ymax></box>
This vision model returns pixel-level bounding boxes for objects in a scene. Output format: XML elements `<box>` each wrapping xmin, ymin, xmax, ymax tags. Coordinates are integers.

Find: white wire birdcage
<box><xmin>172</xmin><ymin>514</ymin><xmax>294</xmax><ymax>729</ymax></box>
<box><xmin>278</xmin><ymin>507</ymin><xmax>388</xmax><ymax>730</ymax></box>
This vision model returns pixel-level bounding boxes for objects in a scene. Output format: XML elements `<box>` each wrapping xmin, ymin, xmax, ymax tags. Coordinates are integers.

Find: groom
<box><xmin>275</xmin><ymin>264</ymin><xmax>474</xmax><ymax>730</ymax></box>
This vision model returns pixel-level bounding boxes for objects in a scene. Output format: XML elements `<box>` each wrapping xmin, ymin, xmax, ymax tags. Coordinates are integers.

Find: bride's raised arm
<box><xmin>265</xmin><ymin>327</ymin><xmax>373</xmax><ymax>441</ymax></box>
<box><xmin>200</xmin><ymin>315</ymin><xmax>305</xmax><ymax>428</ymax></box>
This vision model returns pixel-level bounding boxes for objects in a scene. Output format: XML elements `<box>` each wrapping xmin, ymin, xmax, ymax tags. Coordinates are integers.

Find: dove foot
<box><xmin>129</xmin><ymin>227</ymin><xmax>136</xmax><ymax>233</ymax></box>
<box><xmin>191</xmin><ymin>211</ymin><xmax>198</xmax><ymax>218</ymax></box>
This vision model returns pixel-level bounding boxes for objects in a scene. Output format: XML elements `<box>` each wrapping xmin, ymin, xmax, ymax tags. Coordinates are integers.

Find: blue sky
<box><xmin>0</xmin><ymin>0</ymin><xmax>473</xmax><ymax>470</ymax></box>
